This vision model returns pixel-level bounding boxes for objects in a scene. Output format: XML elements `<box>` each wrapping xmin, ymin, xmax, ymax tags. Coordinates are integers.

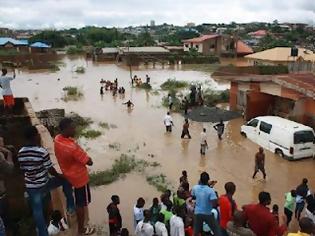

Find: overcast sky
<box><xmin>0</xmin><ymin>0</ymin><xmax>314</xmax><ymax>29</ymax></box>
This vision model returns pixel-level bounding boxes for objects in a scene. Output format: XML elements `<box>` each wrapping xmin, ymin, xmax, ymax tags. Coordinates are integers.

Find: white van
<box><xmin>241</xmin><ymin>116</ymin><xmax>315</xmax><ymax>160</ymax></box>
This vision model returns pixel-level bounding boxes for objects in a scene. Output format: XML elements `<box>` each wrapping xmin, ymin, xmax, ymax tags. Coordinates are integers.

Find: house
<box><xmin>183</xmin><ymin>34</ymin><xmax>235</xmax><ymax>56</ymax></box>
<box><xmin>0</xmin><ymin>37</ymin><xmax>29</xmax><ymax>52</ymax></box>
<box><xmin>29</xmin><ymin>42</ymin><xmax>51</xmax><ymax>53</ymax></box>
<box><xmin>248</xmin><ymin>30</ymin><xmax>267</xmax><ymax>39</ymax></box>
<box><xmin>245</xmin><ymin>47</ymin><xmax>315</xmax><ymax>65</ymax></box>
<box><xmin>213</xmin><ymin>67</ymin><xmax>315</xmax><ymax>128</ymax></box>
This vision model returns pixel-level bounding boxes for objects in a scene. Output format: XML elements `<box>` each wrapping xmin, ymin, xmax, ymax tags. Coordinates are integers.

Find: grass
<box><xmin>66</xmin><ymin>46</ymin><xmax>85</xmax><ymax>55</ymax></box>
<box><xmin>98</xmin><ymin>122</ymin><xmax>110</xmax><ymax>129</ymax></box>
<box><xmin>89</xmin><ymin>154</ymin><xmax>153</xmax><ymax>187</ymax></box>
<box><xmin>62</xmin><ymin>86</ymin><xmax>83</xmax><ymax>101</ymax></box>
<box><xmin>161</xmin><ymin>90</ymin><xmax>183</xmax><ymax>112</ymax></box>
<box><xmin>108</xmin><ymin>142</ymin><xmax>121</xmax><ymax>151</ymax></box>
<box><xmin>79</xmin><ymin>129</ymin><xmax>102</xmax><ymax>139</ymax></box>
<box><xmin>137</xmin><ymin>83</ymin><xmax>152</xmax><ymax>90</ymax></box>
<box><xmin>160</xmin><ymin>79</ymin><xmax>189</xmax><ymax>91</ymax></box>
<box><xmin>75</xmin><ymin>66</ymin><xmax>85</xmax><ymax>73</ymax></box>
<box><xmin>146</xmin><ymin>174</ymin><xmax>171</xmax><ymax>192</ymax></box>
<box><xmin>203</xmin><ymin>89</ymin><xmax>230</xmax><ymax>107</ymax></box>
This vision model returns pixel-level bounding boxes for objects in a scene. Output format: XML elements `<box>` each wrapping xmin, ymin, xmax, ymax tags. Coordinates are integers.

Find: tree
<box><xmin>30</xmin><ymin>30</ymin><xmax>67</xmax><ymax>48</ymax></box>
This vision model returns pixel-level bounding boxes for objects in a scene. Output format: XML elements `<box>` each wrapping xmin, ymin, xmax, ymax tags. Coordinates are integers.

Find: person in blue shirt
<box><xmin>191</xmin><ymin>172</ymin><xmax>222</xmax><ymax>236</ymax></box>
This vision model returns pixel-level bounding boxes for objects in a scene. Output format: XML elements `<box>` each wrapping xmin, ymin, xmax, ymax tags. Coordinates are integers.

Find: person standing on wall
<box><xmin>54</xmin><ymin>118</ymin><xmax>95</xmax><ymax>235</ymax></box>
<box><xmin>0</xmin><ymin>68</ymin><xmax>16</xmax><ymax>113</ymax></box>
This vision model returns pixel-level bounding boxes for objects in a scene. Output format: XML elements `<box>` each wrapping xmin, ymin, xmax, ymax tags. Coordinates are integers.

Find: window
<box><xmin>185</xmin><ymin>44</ymin><xmax>189</xmax><ymax>48</ymax></box>
<box><xmin>259</xmin><ymin>121</ymin><xmax>272</xmax><ymax>134</ymax></box>
<box><xmin>195</xmin><ymin>44</ymin><xmax>199</xmax><ymax>49</ymax></box>
<box><xmin>247</xmin><ymin>119</ymin><xmax>259</xmax><ymax>127</ymax></box>
<box><xmin>294</xmin><ymin>131</ymin><xmax>315</xmax><ymax>144</ymax></box>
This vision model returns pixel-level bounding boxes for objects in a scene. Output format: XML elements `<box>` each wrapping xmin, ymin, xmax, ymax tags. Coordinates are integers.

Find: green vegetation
<box><xmin>108</xmin><ymin>142</ymin><xmax>121</xmax><ymax>151</ymax></box>
<box><xmin>79</xmin><ymin>129</ymin><xmax>102</xmax><ymax>139</ymax></box>
<box><xmin>62</xmin><ymin>86</ymin><xmax>83</xmax><ymax>101</ymax></box>
<box><xmin>162</xmin><ymin>91</ymin><xmax>183</xmax><ymax>112</ymax></box>
<box><xmin>75</xmin><ymin>66</ymin><xmax>85</xmax><ymax>73</ymax></box>
<box><xmin>137</xmin><ymin>83</ymin><xmax>152</xmax><ymax>90</ymax></box>
<box><xmin>66</xmin><ymin>45</ymin><xmax>85</xmax><ymax>54</ymax></box>
<box><xmin>98</xmin><ymin>122</ymin><xmax>110</xmax><ymax>129</ymax></box>
<box><xmin>160</xmin><ymin>79</ymin><xmax>189</xmax><ymax>91</ymax></box>
<box><xmin>89</xmin><ymin>154</ymin><xmax>160</xmax><ymax>187</ymax></box>
<box><xmin>203</xmin><ymin>89</ymin><xmax>230</xmax><ymax>107</ymax></box>
<box><xmin>146</xmin><ymin>174</ymin><xmax>171</xmax><ymax>192</ymax></box>
<box><xmin>257</xmin><ymin>65</ymin><xmax>289</xmax><ymax>74</ymax></box>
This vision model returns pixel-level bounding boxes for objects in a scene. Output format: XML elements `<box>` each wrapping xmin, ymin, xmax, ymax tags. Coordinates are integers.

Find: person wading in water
<box><xmin>252</xmin><ymin>147</ymin><xmax>266</xmax><ymax>180</ymax></box>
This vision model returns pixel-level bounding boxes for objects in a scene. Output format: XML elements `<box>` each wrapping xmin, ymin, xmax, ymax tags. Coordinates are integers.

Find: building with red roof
<box><xmin>248</xmin><ymin>30</ymin><xmax>267</xmax><ymax>39</ymax></box>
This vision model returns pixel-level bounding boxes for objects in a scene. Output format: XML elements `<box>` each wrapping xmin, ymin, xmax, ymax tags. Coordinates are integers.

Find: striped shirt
<box><xmin>18</xmin><ymin>146</ymin><xmax>53</xmax><ymax>189</ymax></box>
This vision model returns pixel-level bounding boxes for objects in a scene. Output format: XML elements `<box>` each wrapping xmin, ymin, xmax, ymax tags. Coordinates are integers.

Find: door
<box><xmin>257</xmin><ymin>121</ymin><xmax>272</xmax><ymax>149</ymax></box>
<box><xmin>293</xmin><ymin>130</ymin><xmax>315</xmax><ymax>159</ymax></box>
<box><xmin>243</xmin><ymin>119</ymin><xmax>259</xmax><ymax>141</ymax></box>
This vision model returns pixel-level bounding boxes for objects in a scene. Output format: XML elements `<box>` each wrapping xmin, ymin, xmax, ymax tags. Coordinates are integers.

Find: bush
<box><xmin>257</xmin><ymin>65</ymin><xmax>289</xmax><ymax>75</ymax></box>
<box><xmin>79</xmin><ymin>129</ymin><xmax>102</xmax><ymax>139</ymax></box>
<box><xmin>146</xmin><ymin>174</ymin><xmax>171</xmax><ymax>192</ymax></box>
<box><xmin>137</xmin><ymin>83</ymin><xmax>152</xmax><ymax>90</ymax></box>
<box><xmin>203</xmin><ymin>89</ymin><xmax>230</xmax><ymax>107</ymax></box>
<box><xmin>66</xmin><ymin>46</ymin><xmax>85</xmax><ymax>55</ymax></box>
<box><xmin>62</xmin><ymin>86</ymin><xmax>83</xmax><ymax>101</ymax></box>
<box><xmin>160</xmin><ymin>79</ymin><xmax>189</xmax><ymax>91</ymax></box>
<box><xmin>75</xmin><ymin>66</ymin><xmax>85</xmax><ymax>73</ymax></box>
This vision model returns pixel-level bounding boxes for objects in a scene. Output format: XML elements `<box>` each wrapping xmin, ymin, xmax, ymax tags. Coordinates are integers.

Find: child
<box><xmin>150</xmin><ymin>198</ymin><xmax>161</xmax><ymax>225</ymax></box>
<box><xmin>272</xmin><ymin>204</ymin><xmax>279</xmax><ymax>225</ymax></box>
<box><xmin>284</xmin><ymin>190</ymin><xmax>296</xmax><ymax>226</ymax></box>
<box><xmin>107</xmin><ymin>195</ymin><xmax>122</xmax><ymax>236</ymax></box>
<box><xmin>47</xmin><ymin>210</ymin><xmax>69</xmax><ymax>235</ymax></box>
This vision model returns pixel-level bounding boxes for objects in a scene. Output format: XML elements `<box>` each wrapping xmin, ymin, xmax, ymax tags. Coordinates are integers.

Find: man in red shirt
<box><xmin>243</xmin><ymin>191</ymin><xmax>287</xmax><ymax>236</ymax></box>
<box><xmin>219</xmin><ymin>182</ymin><xmax>237</xmax><ymax>234</ymax></box>
<box><xmin>54</xmin><ymin>118</ymin><xmax>95</xmax><ymax>235</ymax></box>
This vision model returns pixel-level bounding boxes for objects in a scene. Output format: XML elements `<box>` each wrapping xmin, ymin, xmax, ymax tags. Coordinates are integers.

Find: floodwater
<box><xmin>11</xmin><ymin>56</ymin><xmax>315</xmax><ymax>234</ymax></box>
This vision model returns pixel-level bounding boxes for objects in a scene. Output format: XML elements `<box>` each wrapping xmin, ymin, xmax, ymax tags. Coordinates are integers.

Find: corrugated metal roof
<box><xmin>30</xmin><ymin>42</ymin><xmax>51</xmax><ymax>48</ymax></box>
<box><xmin>101</xmin><ymin>48</ymin><xmax>118</xmax><ymax>53</ymax></box>
<box><xmin>183</xmin><ymin>34</ymin><xmax>220</xmax><ymax>43</ymax></box>
<box><xmin>245</xmin><ymin>47</ymin><xmax>315</xmax><ymax>62</ymax></box>
<box><xmin>120</xmin><ymin>46</ymin><xmax>169</xmax><ymax>53</ymax></box>
<box><xmin>0</xmin><ymin>37</ymin><xmax>28</xmax><ymax>46</ymax></box>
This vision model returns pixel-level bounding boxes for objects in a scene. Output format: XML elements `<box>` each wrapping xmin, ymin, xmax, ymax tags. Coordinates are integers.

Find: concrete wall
<box><xmin>230</xmin><ymin>81</ymin><xmax>238</xmax><ymax>110</ymax></box>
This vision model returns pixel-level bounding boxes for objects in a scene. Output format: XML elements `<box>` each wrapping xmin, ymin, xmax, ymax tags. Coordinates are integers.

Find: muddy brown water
<box><xmin>9</xmin><ymin>56</ymin><xmax>315</xmax><ymax>234</ymax></box>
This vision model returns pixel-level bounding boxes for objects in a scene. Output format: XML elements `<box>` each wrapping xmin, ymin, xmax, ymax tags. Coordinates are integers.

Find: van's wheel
<box><xmin>275</xmin><ymin>149</ymin><xmax>284</xmax><ymax>158</ymax></box>
<box><xmin>241</xmin><ymin>132</ymin><xmax>247</xmax><ymax>138</ymax></box>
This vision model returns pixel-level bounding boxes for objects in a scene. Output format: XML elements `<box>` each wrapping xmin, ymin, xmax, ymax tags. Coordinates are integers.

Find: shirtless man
<box><xmin>252</xmin><ymin>147</ymin><xmax>266</xmax><ymax>179</ymax></box>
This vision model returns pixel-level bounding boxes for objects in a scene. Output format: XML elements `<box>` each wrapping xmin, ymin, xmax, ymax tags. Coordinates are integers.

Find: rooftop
<box><xmin>120</xmin><ymin>46</ymin><xmax>169</xmax><ymax>53</ymax></box>
<box><xmin>30</xmin><ymin>42</ymin><xmax>51</xmax><ymax>48</ymax></box>
<box><xmin>101</xmin><ymin>47</ymin><xmax>118</xmax><ymax>54</ymax></box>
<box><xmin>245</xmin><ymin>47</ymin><xmax>315</xmax><ymax>62</ymax></box>
<box><xmin>183</xmin><ymin>34</ymin><xmax>220</xmax><ymax>43</ymax></box>
<box><xmin>0</xmin><ymin>37</ymin><xmax>28</xmax><ymax>46</ymax></box>
<box><xmin>248</xmin><ymin>30</ymin><xmax>267</xmax><ymax>37</ymax></box>
<box><xmin>237</xmin><ymin>40</ymin><xmax>253</xmax><ymax>55</ymax></box>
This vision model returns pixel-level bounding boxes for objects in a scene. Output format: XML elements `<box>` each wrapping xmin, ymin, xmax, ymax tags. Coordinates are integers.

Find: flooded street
<box><xmin>11</xmin><ymin>56</ymin><xmax>315</xmax><ymax>233</ymax></box>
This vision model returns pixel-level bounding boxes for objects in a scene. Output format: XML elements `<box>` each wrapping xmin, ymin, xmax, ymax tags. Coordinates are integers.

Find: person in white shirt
<box><xmin>164</xmin><ymin>112</ymin><xmax>174</xmax><ymax>133</ymax></box>
<box><xmin>134</xmin><ymin>197</ymin><xmax>146</xmax><ymax>229</ymax></box>
<box><xmin>200</xmin><ymin>128</ymin><xmax>208</xmax><ymax>155</ymax></box>
<box><xmin>155</xmin><ymin>213</ymin><xmax>168</xmax><ymax>236</ymax></box>
<box><xmin>135</xmin><ymin>209</ymin><xmax>154</xmax><ymax>236</ymax></box>
<box><xmin>168</xmin><ymin>94</ymin><xmax>173</xmax><ymax>111</ymax></box>
<box><xmin>170</xmin><ymin>207</ymin><xmax>185</xmax><ymax>236</ymax></box>
<box><xmin>0</xmin><ymin>68</ymin><xmax>16</xmax><ymax>110</ymax></box>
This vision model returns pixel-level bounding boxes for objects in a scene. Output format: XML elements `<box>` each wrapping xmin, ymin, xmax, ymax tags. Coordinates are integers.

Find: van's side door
<box><xmin>257</xmin><ymin>121</ymin><xmax>272</xmax><ymax>149</ymax></box>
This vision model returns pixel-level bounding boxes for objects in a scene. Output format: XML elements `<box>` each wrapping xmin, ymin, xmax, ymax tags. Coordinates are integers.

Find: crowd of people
<box><xmin>104</xmin><ymin>171</ymin><xmax>315</xmax><ymax>236</ymax></box>
<box><xmin>100</xmin><ymin>78</ymin><xmax>126</xmax><ymax>97</ymax></box>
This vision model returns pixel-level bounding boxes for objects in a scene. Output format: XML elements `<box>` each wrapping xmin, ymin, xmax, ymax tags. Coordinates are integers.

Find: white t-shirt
<box><xmin>47</xmin><ymin>221</ymin><xmax>60</xmax><ymax>235</ymax></box>
<box><xmin>134</xmin><ymin>206</ymin><xmax>144</xmax><ymax>229</ymax></box>
<box><xmin>164</xmin><ymin>115</ymin><xmax>173</xmax><ymax>126</ymax></box>
<box><xmin>168</xmin><ymin>96</ymin><xmax>173</xmax><ymax>105</ymax></box>
<box><xmin>135</xmin><ymin>221</ymin><xmax>154</xmax><ymax>236</ymax></box>
<box><xmin>200</xmin><ymin>131</ymin><xmax>207</xmax><ymax>145</ymax></box>
<box><xmin>155</xmin><ymin>221</ymin><xmax>168</xmax><ymax>236</ymax></box>
<box><xmin>170</xmin><ymin>215</ymin><xmax>185</xmax><ymax>236</ymax></box>
<box><xmin>0</xmin><ymin>76</ymin><xmax>15</xmax><ymax>96</ymax></box>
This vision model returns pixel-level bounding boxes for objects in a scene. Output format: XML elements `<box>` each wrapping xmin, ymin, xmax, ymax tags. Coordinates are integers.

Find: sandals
<box><xmin>83</xmin><ymin>226</ymin><xmax>95</xmax><ymax>235</ymax></box>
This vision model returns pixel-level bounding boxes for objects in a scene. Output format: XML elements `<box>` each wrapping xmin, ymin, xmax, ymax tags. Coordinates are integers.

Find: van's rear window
<box><xmin>294</xmin><ymin>131</ymin><xmax>315</xmax><ymax>144</ymax></box>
